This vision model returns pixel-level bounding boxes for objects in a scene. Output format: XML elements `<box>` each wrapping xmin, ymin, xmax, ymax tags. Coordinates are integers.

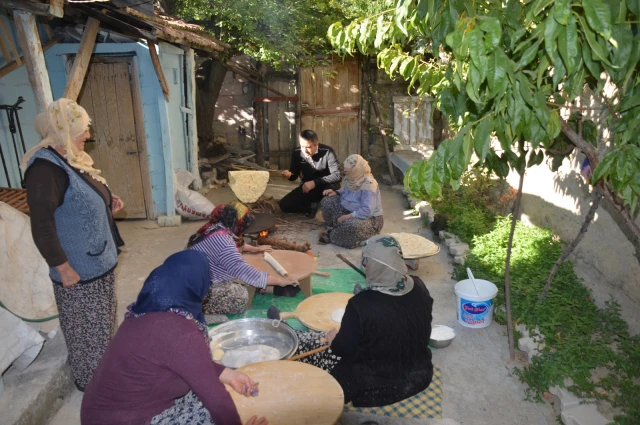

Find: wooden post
<box><xmin>63</xmin><ymin>17</ymin><xmax>100</xmax><ymax>101</ymax></box>
<box><xmin>0</xmin><ymin>18</ymin><xmax>21</xmax><ymax>66</ymax></box>
<box><xmin>13</xmin><ymin>11</ymin><xmax>53</xmax><ymax>113</ymax></box>
<box><xmin>147</xmin><ymin>41</ymin><xmax>170</xmax><ymax>102</ymax></box>
<box><xmin>185</xmin><ymin>47</ymin><xmax>201</xmax><ymax>189</ymax></box>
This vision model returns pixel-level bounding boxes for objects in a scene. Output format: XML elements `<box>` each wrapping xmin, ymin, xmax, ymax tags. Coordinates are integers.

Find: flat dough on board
<box><xmin>389</xmin><ymin>232</ymin><xmax>440</xmax><ymax>259</ymax></box>
<box><xmin>331</xmin><ymin>308</ymin><xmax>345</xmax><ymax>324</ymax></box>
<box><xmin>221</xmin><ymin>344</ymin><xmax>281</xmax><ymax>368</ymax></box>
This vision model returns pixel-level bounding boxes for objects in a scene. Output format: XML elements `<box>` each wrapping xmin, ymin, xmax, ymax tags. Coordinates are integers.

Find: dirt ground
<box><xmin>46</xmin><ymin>182</ymin><xmax>556</xmax><ymax>425</ymax></box>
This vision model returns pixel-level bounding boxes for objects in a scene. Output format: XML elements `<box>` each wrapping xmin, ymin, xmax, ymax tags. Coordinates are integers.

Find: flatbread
<box><xmin>228</xmin><ymin>171</ymin><xmax>270</xmax><ymax>203</ymax></box>
<box><xmin>330</xmin><ymin>308</ymin><xmax>345</xmax><ymax>324</ymax></box>
<box><xmin>389</xmin><ymin>232</ymin><xmax>440</xmax><ymax>259</ymax></box>
<box><xmin>221</xmin><ymin>344</ymin><xmax>281</xmax><ymax>368</ymax></box>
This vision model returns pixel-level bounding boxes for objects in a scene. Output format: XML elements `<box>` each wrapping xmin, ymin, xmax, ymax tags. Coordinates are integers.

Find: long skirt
<box><xmin>202</xmin><ymin>280</ymin><xmax>248</xmax><ymax>315</ymax></box>
<box><xmin>320</xmin><ymin>196</ymin><xmax>384</xmax><ymax>249</ymax></box>
<box><xmin>52</xmin><ymin>271</ymin><xmax>117</xmax><ymax>389</ymax></box>
<box><xmin>293</xmin><ymin>330</ymin><xmax>340</xmax><ymax>371</ymax></box>
<box><xmin>151</xmin><ymin>391</ymin><xmax>214</xmax><ymax>425</ymax></box>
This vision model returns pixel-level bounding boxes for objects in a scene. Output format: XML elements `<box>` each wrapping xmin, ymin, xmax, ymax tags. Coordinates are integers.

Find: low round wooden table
<box><xmin>227</xmin><ymin>361</ymin><xmax>344</xmax><ymax>425</ymax></box>
<box><xmin>243</xmin><ymin>250</ymin><xmax>317</xmax><ymax>306</ymax></box>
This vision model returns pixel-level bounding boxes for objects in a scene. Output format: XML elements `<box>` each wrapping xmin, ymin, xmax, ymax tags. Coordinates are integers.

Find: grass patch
<box><xmin>454</xmin><ymin>217</ymin><xmax>640</xmax><ymax>424</ymax></box>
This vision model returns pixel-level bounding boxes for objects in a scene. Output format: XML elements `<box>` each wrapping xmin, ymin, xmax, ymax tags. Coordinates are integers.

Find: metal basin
<box><xmin>208</xmin><ymin>318</ymin><xmax>298</xmax><ymax>367</ymax></box>
<box><xmin>429</xmin><ymin>325</ymin><xmax>455</xmax><ymax>349</ymax></box>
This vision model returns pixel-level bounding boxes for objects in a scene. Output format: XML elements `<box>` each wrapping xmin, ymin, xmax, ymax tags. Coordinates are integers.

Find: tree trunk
<box><xmin>560</xmin><ymin>120</ymin><xmax>640</xmax><ymax>265</ymax></box>
<box><xmin>504</xmin><ymin>170</ymin><xmax>524</xmax><ymax>361</ymax></box>
<box><xmin>196</xmin><ymin>58</ymin><xmax>227</xmax><ymax>153</ymax></box>
<box><xmin>539</xmin><ymin>191</ymin><xmax>602</xmax><ymax>302</ymax></box>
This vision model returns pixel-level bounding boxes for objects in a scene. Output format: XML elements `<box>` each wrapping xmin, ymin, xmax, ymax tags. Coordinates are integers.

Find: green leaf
<box><xmin>487</xmin><ymin>50</ymin><xmax>510</xmax><ymax>97</ymax></box>
<box><xmin>466</xmin><ymin>79</ymin><xmax>482</xmax><ymax>104</ymax></box>
<box><xmin>517</xmin><ymin>74</ymin><xmax>536</xmax><ymax>108</ymax></box>
<box><xmin>419</xmin><ymin>158</ymin><xmax>442</xmax><ymax>199</ymax></box>
<box><xmin>591</xmin><ymin>151</ymin><xmax>617</xmax><ymax>183</ymax></box>
<box><xmin>478</xmin><ymin>17</ymin><xmax>502</xmax><ymax>53</ymax></box>
<box><xmin>374</xmin><ymin>16</ymin><xmax>388</xmax><ymax>48</ymax></box>
<box><xmin>434</xmin><ymin>146</ymin><xmax>447</xmax><ymax>183</ymax></box>
<box><xmin>510</xmin><ymin>28</ymin><xmax>527</xmax><ymax>50</ymax></box>
<box><xmin>558</xmin><ymin>15</ymin><xmax>579</xmax><ymax>75</ymax></box>
<box><xmin>548</xmin><ymin>110</ymin><xmax>562</xmax><ymax>140</ymax></box>
<box><xmin>619</xmin><ymin>91</ymin><xmax>640</xmax><ymax>112</ymax></box>
<box><xmin>582</xmin><ymin>41</ymin><xmax>602</xmax><ymax>77</ymax></box>
<box><xmin>578</xmin><ymin>16</ymin><xmax>616</xmax><ymax>67</ymax></box>
<box><xmin>417</xmin><ymin>0</ymin><xmax>429</xmax><ymax>19</ymax></box>
<box><xmin>469</xmin><ymin>29</ymin><xmax>488</xmax><ymax>80</ymax></box>
<box><xmin>529</xmin><ymin>0</ymin><xmax>555</xmax><ymax>18</ymax></box>
<box><xmin>389</xmin><ymin>54</ymin><xmax>404</xmax><ymax>75</ymax></box>
<box><xmin>616</xmin><ymin>152</ymin><xmax>628</xmax><ymax>184</ymax></box>
<box><xmin>474</xmin><ymin>117</ymin><xmax>493</xmax><ymax>161</ymax></box>
<box><xmin>517</xmin><ymin>40</ymin><xmax>541</xmax><ymax>69</ymax></box>
<box><xmin>399</xmin><ymin>57</ymin><xmax>416</xmax><ymax>79</ymax></box>
<box><xmin>553</xmin><ymin>0</ymin><xmax>571</xmax><ymax>25</ymax></box>
<box><xmin>469</xmin><ymin>63</ymin><xmax>483</xmax><ymax>92</ymax></box>
<box><xmin>544</xmin><ymin>17</ymin><xmax>561</xmax><ymax>61</ymax></box>
<box><xmin>583</xmin><ymin>0</ymin><xmax>613</xmax><ymax>41</ymax></box>
<box><xmin>395</xmin><ymin>0</ymin><xmax>410</xmax><ymax>36</ymax></box>
<box><xmin>537</xmin><ymin>55</ymin><xmax>550</xmax><ymax>87</ymax></box>
<box><xmin>611</xmin><ymin>24</ymin><xmax>633</xmax><ymax>71</ymax></box>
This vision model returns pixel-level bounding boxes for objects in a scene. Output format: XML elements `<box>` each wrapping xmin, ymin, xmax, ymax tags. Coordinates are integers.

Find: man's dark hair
<box><xmin>300</xmin><ymin>129</ymin><xmax>319</xmax><ymax>144</ymax></box>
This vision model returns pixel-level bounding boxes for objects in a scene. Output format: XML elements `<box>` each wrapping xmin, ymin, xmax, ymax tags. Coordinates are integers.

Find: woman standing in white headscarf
<box><xmin>319</xmin><ymin>154</ymin><xmax>383</xmax><ymax>248</ymax></box>
<box><xmin>22</xmin><ymin>98</ymin><xmax>125</xmax><ymax>391</ymax></box>
<box><xmin>289</xmin><ymin>234</ymin><xmax>434</xmax><ymax>407</ymax></box>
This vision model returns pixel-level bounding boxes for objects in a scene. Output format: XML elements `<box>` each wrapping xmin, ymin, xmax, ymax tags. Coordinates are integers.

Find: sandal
<box><xmin>318</xmin><ymin>234</ymin><xmax>331</xmax><ymax>245</ymax></box>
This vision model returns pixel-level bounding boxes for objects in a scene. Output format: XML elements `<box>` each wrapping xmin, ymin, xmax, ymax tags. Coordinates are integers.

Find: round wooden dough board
<box><xmin>243</xmin><ymin>249</ymin><xmax>317</xmax><ymax>281</ymax></box>
<box><xmin>227</xmin><ymin>361</ymin><xmax>344</xmax><ymax>425</ymax></box>
<box><xmin>282</xmin><ymin>292</ymin><xmax>353</xmax><ymax>332</ymax></box>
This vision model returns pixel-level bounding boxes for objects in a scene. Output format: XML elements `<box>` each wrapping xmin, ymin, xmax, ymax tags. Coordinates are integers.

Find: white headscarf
<box><xmin>343</xmin><ymin>154</ymin><xmax>378</xmax><ymax>192</ymax></box>
<box><xmin>20</xmin><ymin>98</ymin><xmax>106</xmax><ymax>184</ymax></box>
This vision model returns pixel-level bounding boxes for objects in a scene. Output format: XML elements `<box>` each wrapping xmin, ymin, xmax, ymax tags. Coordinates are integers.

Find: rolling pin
<box><xmin>287</xmin><ymin>345</ymin><xmax>330</xmax><ymax>361</ymax></box>
<box><xmin>264</xmin><ymin>252</ymin><xmax>288</xmax><ymax>276</ymax></box>
<box><xmin>312</xmin><ymin>271</ymin><xmax>331</xmax><ymax>277</ymax></box>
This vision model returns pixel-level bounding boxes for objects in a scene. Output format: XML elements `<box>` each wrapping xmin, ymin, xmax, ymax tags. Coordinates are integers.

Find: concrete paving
<box><xmin>41</xmin><ymin>183</ymin><xmax>555</xmax><ymax>425</ymax></box>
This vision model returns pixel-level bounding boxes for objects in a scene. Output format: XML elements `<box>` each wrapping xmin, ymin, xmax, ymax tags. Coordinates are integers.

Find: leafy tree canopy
<box><xmin>163</xmin><ymin>0</ymin><xmax>386</xmax><ymax>66</ymax></box>
<box><xmin>327</xmin><ymin>0</ymin><xmax>640</xmax><ymax>217</ymax></box>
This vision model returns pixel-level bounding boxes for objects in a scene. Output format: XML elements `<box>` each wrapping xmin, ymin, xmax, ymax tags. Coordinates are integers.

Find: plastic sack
<box><xmin>0</xmin><ymin>202</ymin><xmax>57</xmax><ymax>321</ymax></box>
<box><xmin>174</xmin><ymin>169</ymin><xmax>215</xmax><ymax>220</ymax></box>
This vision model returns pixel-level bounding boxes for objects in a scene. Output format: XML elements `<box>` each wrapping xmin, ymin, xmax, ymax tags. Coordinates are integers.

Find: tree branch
<box><xmin>560</xmin><ymin>119</ymin><xmax>640</xmax><ymax>265</ymax></box>
<box><xmin>539</xmin><ymin>191</ymin><xmax>603</xmax><ymax>302</ymax></box>
<box><xmin>504</xmin><ymin>170</ymin><xmax>524</xmax><ymax>361</ymax></box>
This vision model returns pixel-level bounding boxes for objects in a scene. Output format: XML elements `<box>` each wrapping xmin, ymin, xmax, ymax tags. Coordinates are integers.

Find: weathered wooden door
<box><xmin>261</xmin><ymin>80</ymin><xmax>298</xmax><ymax>170</ymax></box>
<box><xmin>299</xmin><ymin>60</ymin><xmax>360</xmax><ymax>162</ymax></box>
<box><xmin>77</xmin><ymin>58</ymin><xmax>148</xmax><ymax>219</ymax></box>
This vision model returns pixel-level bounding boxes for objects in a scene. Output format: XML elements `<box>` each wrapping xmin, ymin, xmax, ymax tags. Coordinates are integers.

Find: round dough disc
<box><xmin>331</xmin><ymin>308</ymin><xmax>345</xmax><ymax>324</ymax></box>
<box><xmin>221</xmin><ymin>344</ymin><xmax>281</xmax><ymax>368</ymax></box>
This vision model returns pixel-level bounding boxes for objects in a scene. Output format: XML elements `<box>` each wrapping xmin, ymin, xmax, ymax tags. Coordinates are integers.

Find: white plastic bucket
<box><xmin>454</xmin><ymin>278</ymin><xmax>499</xmax><ymax>328</ymax></box>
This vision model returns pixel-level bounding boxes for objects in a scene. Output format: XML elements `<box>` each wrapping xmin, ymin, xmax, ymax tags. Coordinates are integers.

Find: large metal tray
<box><xmin>208</xmin><ymin>318</ymin><xmax>298</xmax><ymax>367</ymax></box>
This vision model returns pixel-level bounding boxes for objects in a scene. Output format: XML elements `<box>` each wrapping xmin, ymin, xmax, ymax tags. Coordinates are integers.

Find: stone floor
<box><xmin>6</xmin><ymin>181</ymin><xmax>556</xmax><ymax>425</ymax></box>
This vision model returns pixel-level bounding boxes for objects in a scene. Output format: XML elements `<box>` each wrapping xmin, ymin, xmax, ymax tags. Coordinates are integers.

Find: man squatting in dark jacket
<box><xmin>279</xmin><ymin>129</ymin><xmax>342</xmax><ymax>215</ymax></box>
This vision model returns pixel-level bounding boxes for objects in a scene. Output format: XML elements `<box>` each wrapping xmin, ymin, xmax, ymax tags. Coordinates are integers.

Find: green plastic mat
<box><xmin>216</xmin><ymin>268</ymin><xmax>365</xmax><ymax>331</ymax></box>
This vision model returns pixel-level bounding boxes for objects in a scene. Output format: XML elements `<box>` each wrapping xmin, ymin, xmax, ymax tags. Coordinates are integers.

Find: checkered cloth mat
<box><xmin>343</xmin><ymin>365</ymin><xmax>443</xmax><ymax>419</ymax></box>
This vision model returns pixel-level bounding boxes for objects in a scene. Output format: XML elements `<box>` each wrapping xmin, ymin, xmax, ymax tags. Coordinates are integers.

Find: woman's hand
<box><xmin>322</xmin><ymin>189</ymin><xmax>337</xmax><ymax>197</ymax></box>
<box><xmin>111</xmin><ymin>195</ymin><xmax>124</xmax><ymax>214</ymax></box>
<box><xmin>56</xmin><ymin>262</ymin><xmax>80</xmax><ymax>288</ymax></box>
<box><xmin>337</xmin><ymin>214</ymin><xmax>352</xmax><ymax>224</ymax></box>
<box><xmin>277</xmin><ymin>275</ymin><xmax>299</xmax><ymax>287</ymax></box>
<box><xmin>220</xmin><ymin>368</ymin><xmax>260</xmax><ymax>397</ymax></box>
<box><xmin>245</xmin><ymin>416</ymin><xmax>269</xmax><ymax>425</ymax></box>
<box><xmin>325</xmin><ymin>328</ymin><xmax>339</xmax><ymax>345</ymax></box>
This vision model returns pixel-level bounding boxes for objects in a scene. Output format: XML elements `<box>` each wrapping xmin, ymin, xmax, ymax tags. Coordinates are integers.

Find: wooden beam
<box><xmin>71</xmin><ymin>5</ymin><xmax>157</xmax><ymax>42</ymax></box>
<box><xmin>224</xmin><ymin>63</ymin><xmax>288</xmax><ymax>97</ymax></box>
<box><xmin>185</xmin><ymin>48</ymin><xmax>201</xmax><ymax>189</ymax></box>
<box><xmin>0</xmin><ymin>0</ymin><xmax>61</xmax><ymax>17</ymax></box>
<box><xmin>0</xmin><ymin>34</ymin><xmax>62</xmax><ymax>80</ymax></box>
<box><xmin>147</xmin><ymin>41</ymin><xmax>169</xmax><ymax>102</ymax></box>
<box><xmin>0</xmin><ymin>27</ymin><xmax>11</xmax><ymax>64</ymax></box>
<box><xmin>0</xmin><ymin>18</ymin><xmax>21</xmax><ymax>65</ymax></box>
<box><xmin>63</xmin><ymin>17</ymin><xmax>100</xmax><ymax>101</ymax></box>
<box><xmin>253</xmin><ymin>96</ymin><xmax>299</xmax><ymax>103</ymax></box>
<box><xmin>13</xmin><ymin>11</ymin><xmax>53</xmax><ymax>113</ymax></box>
